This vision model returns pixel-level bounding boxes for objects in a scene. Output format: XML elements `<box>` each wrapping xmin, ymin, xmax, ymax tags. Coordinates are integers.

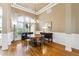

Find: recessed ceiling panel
<box><xmin>17</xmin><ymin>3</ymin><xmax>48</xmax><ymax>11</ymax></box>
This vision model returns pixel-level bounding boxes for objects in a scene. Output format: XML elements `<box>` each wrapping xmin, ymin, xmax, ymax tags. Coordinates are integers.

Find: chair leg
<box><xmin>40</xmin><ymin>43</ymin><xmax>42</xmax><ymax>49</ymax></box>
<box><xmin>51</xmin><ymin>39</ymin><xmax>52</xmax><ymax>43</ymax></box>
<box><xmin>31</xmin><ymin>40</ymin><xmax>35</xmax><ymax>46</ymax></box>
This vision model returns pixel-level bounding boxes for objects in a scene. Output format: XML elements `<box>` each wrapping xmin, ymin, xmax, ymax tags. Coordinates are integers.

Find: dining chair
<box><xmin>36</xmin><ymin>34</ymin><xmax>45</xmax><ymax>48</ymax></box>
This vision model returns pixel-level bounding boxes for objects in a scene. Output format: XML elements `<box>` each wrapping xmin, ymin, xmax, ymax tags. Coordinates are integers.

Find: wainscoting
<box><xmin>1</xmin><ymin>31</ymin><xmax>79</xmax><ymax>54</ymax></box>
<box><xmin>1</xmin><ymin>32</ymin><xmax>13</xmax><ymax>50</ymax></box>
<box><xmin>53</xmin><ymin>32</ymin><xmax>79</xmax><ymax>52</ymax></box>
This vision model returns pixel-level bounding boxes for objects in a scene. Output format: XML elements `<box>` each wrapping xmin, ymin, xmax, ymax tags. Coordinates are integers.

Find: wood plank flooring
<box><xmin>1</xmin><ymin>40</ymin><xmax>79</xmax><ymax>56</ymax></box>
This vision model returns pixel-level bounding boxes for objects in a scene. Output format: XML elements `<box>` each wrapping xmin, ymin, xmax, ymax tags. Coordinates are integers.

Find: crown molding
<box><xmin>36</xmin><ymin>3</ymin><xmax>58</xmax><ymax>15</ymax></box>
<box><xmin>11</xmin><ymin>3</ymin><xmax>58</xmax><ymax>15</ymax></box>
<box><xmin>11</xmin><ymin>3</ymin><xmax>36</xmax><ymax>15</ymax></box>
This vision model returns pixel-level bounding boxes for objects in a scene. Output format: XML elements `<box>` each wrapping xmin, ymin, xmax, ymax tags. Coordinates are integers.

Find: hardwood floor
<box><xmin>1</xmin><ymin>40</ymin><xmax>79</xmax><ymax>56</ymax></box>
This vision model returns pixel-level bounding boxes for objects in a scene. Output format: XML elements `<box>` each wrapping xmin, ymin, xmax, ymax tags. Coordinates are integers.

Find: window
<box><xmin>12</xmin><ymin>14</ymin><xmax>35</xmax><ymax>38</ymax></box>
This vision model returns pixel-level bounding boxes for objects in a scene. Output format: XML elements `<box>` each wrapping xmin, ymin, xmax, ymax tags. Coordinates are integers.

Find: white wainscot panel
<box><xmin>53</xmin><ymin>32</ymin><xmax>66</xmax><ymax>45</ymax></box>
<box><xmin>65</xmin><ymin>34</ymin><xmax>73</xmax><ymax>51</ymax></box>
<box><xmin>2</xmin><ymin>34</ymin><xmax>8</xmax><ymax>50</ymax></box>
<box><xmin>7</xmin><ymin>32</ymin><xmax>13</xmax><ymax>45</ymax></box>
<box><xmin>72</xmin><ymin>34</ymin><xmax>79</xmax><ymax>50</ymax></box>
<box><xmin>2</xmin><ymin>32</ymin><xmax>13</xmax><ymax>50</ymax></box>
<box><xmin>53</xmin><ymin>32</ymin><xmax>79</xmax><ymax>51</ymax></box>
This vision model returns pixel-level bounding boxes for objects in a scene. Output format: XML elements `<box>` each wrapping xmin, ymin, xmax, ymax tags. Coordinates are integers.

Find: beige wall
<box><xmin>1</xmin><ymin>3</ymin><xmax>79</xmax><ymax>34</ymax></box>
<box><xmin>71</xmin><ymin>3</ymin><xmax>79</xmax><ymax>34</ymax></box>
<box><xmin>38</xmin><ymin>4</ymin><xmax>66</xmax><ymax>32</ymax></box>
<box><xmin>38</xmin><ymin>3</ymin><xmax>79</xmax><ymax>34</ymax></box>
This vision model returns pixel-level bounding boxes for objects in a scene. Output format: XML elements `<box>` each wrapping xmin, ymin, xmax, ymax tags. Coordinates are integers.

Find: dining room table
<box><xmin>30</xmin><ymin>34</ymin><xmax>42</xmax><ymax>46</ymax></box>
<box><xmin>31</xmin><ymin>34</ymin><xmax>41</xmax><ymax>40</ymax></box>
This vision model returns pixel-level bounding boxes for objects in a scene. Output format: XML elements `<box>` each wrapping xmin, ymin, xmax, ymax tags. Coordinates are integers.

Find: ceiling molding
<box><xmin>11</xmin><ymin>3</ymin><xmax>36</xmax><ymax>14</ymax></box>
<box><xmin>36</xmin><ymin>3</ymin><xmax>58</xmax><ymax>15</ymax></box>
<box><xmin>11</xmin><ymin>3</ymin><xmax>58</xmax><ymax>15</ymax></box>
